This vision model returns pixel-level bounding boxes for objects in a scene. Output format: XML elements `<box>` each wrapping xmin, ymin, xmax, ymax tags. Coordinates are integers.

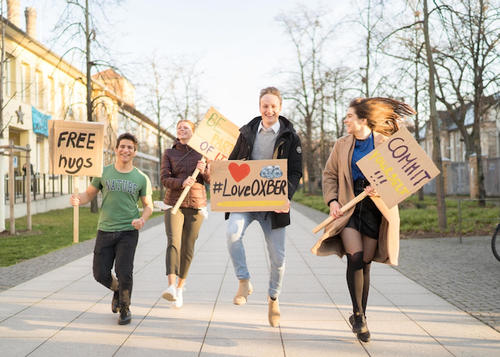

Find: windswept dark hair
<box><xmin>349</xmin><ymin>97</ymin><xmax>416</xmax><ymax>136</ymax></box>
<box><xmin>116</xmin><ymin>132</ymin><xmax>138</xmax><ymax>150</ymax></box>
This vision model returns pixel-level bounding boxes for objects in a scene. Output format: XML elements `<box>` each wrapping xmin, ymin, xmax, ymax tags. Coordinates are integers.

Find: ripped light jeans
<box><xmin>226</xmin><ymin>212</ymin><xmax>286</xmax><ymax>299</ymax></box>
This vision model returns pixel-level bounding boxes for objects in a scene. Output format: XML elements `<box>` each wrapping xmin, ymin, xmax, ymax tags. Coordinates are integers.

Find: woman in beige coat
<box><xmin>315</xmin><ymin>97</ymin><xmax>415</xmax><ymax>342</ymax></box>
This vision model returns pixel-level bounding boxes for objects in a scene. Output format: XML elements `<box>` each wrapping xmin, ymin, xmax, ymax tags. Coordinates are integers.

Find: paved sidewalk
<box><xmin>1</xmin><ymin>208</ymin><xmax>499</xmax><ymax>356</ymax></box>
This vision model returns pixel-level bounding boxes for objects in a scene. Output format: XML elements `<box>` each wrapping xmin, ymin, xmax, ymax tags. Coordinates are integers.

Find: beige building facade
<box><xmin>0</xmin><ymin>1</ymin><xmax>174</xmax><ymax>230</ymax></box>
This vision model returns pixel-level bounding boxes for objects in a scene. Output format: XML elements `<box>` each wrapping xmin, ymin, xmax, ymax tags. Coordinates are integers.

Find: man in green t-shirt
<box><xmin>70</xmin><ymin>133</ymin><xmax>153</xmax><ymax>325</ymax></box>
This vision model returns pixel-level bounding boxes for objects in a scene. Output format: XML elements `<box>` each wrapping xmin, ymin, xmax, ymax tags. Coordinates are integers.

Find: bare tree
<box><xmin>317</xmin><ymin>66</ymin><xmax>355</xmax><ymax>169</ymax></box>
<box><xmin>166</xmin><ymin>58</ymin><xmax>206</xmax><ymax>125</ymax></box>
<box><xmin>349</xmin><ymin>0</ymin><xmax>389</xmax><ymax>97</ymax></box>
<box><xmin>134</xmin><ymin>55</ymin><xmax>205</xmax><ymax>196</ymax></box>
<box><xmin>276</xmin><ymin>5</ymin><xmax>335</xmax><ymax>193</ymax></box>
<box><xmin>137</xmin><ymin>56</ymin><xmax>206</xmax><ymax>131</ymax></box>
<box><xmin>141</xmin><ymin>57</ymin><xmax>169</xmax><ymax>199</ymax></box>
<box><xmin>433</xmin><ymin>0</ymin><xmax>500</xmax><ymax>204</ymax></box>
<box><xmin>423</xmin><ymin>0</ymin><xmax>447</xmax><ymax>229</ymax></box>
<box><xmin>53</xmin><ymin>0</ymin><xmax>122</xmax><ymax>212</ymax></box>
<box><xmin>378</xmin><ymin>3</ymin><xmax>429</xmax><ymax>200</ymax></box>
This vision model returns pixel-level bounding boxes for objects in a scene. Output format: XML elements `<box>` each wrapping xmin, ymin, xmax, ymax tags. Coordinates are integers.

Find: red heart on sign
<box><xmin>228</xmin><ymin>163</ymin><xmax>250</xmax><ymax>182</ymax></box>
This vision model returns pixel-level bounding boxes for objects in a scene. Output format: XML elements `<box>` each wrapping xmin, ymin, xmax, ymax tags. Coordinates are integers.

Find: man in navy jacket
<box><xmin>226</xmin><ymin>87</ymin><xmax>302</xmax><ymax>327</ymax></box>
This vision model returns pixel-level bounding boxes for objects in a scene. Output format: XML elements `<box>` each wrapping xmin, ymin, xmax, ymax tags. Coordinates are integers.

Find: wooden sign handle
<box><xmin>171</xmin><ymin>157</ymin><xmax>206</xmax><ymax>215</ymax></box>
<box><xmin>312</xmin><ymin>191</ymin><xmax>367</xmax><ymax>234</ymax></box>
<box><xmin>73</xmin><ymin>176</ymin><xmax>79</xmax><ymax>243</ymax></box>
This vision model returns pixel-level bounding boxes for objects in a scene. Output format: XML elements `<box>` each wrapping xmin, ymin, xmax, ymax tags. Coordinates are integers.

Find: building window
<box><xmin>3</xmin><ymin>55</ymin><xmax>15</xmax><ymax>97</ymax></box>
<box><xmin>20</xmin><ymin>63</ymin><xmax>30</xmax><ymax>103</ymax></box>
<box><xmin>59</xmin><ymin>83</ymin><xmax>66</xmax><ymax>118</ymax></box>
<box><xmin>34</xmin><ymin>70</ymin><xmax>43</xmax><ymax>108</ymax></box>
<box><xmin>48</xmin><ymin>77</ymin><xmax>55</xmax><ymax>113</ymax></box>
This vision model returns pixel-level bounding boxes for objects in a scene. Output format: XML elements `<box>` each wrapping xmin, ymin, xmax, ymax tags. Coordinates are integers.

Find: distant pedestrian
<box><xmin>160</xmin><ymin>120</ymin><xmax>210</xmax><ymax>308</ymax></box>
<box><xmin>313</xmin><ymin>97</ymin><xmax>415</xmax><ymax>342</ymax></box>
<box><xmin>226</xmin><ymin>87</ymin><xmax>303</xmax><ymax>327</ymax></box>
<box><xmin>70</xmin><ymin>133</ymin><xmax>153</xmax><ymax>325</ymax></box>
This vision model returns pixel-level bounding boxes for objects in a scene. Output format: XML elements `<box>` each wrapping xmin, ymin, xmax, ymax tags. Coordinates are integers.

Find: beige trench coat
<box><xmin>311</xmin><ymin>132</ymin><xmax>401</xmax><ymax>265</ymax></box>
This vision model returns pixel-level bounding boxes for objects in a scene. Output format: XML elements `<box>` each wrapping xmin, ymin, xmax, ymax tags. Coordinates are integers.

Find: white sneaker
<box><xmin>161</xmin><ymin>285</ymin><xmax>177</xmax><ymax>301</ymax></box>
<box><xmin>174</xmin><ymin>288</ymin><xmax>183</xmax><ymax>308</ymax></box>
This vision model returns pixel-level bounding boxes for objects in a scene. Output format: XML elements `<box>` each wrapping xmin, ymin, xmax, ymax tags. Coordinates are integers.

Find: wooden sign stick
<box><xmin>312</xmin><ymin>191</ymin><xmax>367</xmax><ymax>234</ymax></box>
<box><xmin>171</xmin><ymin>157</ymin><xmax>206</xmax><ymax>215</ymax></box>
<box><xmin>73</xmin><ymin>176</ymin><xmax>79</xmax><ymax>243</ymax></box>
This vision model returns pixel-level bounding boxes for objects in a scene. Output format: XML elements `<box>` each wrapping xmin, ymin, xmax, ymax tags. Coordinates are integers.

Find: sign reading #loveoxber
<box><xmin>210</xmin><ymin>159</ymin><xmax>288</xmax><ymax>212</ymax></box>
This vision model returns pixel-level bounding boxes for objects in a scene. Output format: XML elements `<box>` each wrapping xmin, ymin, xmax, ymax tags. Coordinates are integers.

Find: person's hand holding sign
<box><xmin>70</xmin><ymin>193</ymin><xmax>80</xmax><ymax>206</ymax></box>
<box><xmin>364</xmin><ymin>185</ymin><xmax>379</xmax><ymax>197</ymax></box>
<box><xmin>196</xmin><ymin>160</ymin><xmax>207</xmax><ymax>173</ymax></box>
<box><xmin>274</xmin><ymin>198</ymin><xmax>290</xmax><ymax>213</ymax></box>
<box><xmin>329</xmin><ymin>200</ymin><xmax>342</xmax><ymax>218</ymax></box>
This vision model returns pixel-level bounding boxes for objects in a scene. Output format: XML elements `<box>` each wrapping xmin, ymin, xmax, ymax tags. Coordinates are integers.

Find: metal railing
<box><xmin>4</xmin><ymin>173</ymin><xmax>72</xmax><ymax>203</ymax></box>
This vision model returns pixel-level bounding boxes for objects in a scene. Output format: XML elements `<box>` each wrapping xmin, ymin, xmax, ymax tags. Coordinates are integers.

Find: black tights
<box><xmin>342</xmin><ymin>228</ymin><xmax>377</xmax><ymax>315</ymax></box>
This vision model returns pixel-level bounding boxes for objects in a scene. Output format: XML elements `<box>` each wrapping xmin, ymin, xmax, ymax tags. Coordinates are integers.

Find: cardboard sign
<box><xmin>49</xmin><ymin>120</ymin><xmax>104</xmax><ymax>176</ymax></box>
<box><xmin>356</xmin><ymin>126</ymin><xmax>440</xmax><ymax>208</ymax></box>
<box><xmin>188</xmin><ymin>107</ymin><xmax>240</xmax><ymax>161</ymax></box>
<box><xmin>211</xmin><ymin>159</ymin><xmax>288</xmax><ymax>212</ymax></box>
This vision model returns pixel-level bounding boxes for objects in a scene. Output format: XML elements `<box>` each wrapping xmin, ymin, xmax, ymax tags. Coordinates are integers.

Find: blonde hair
<box><xmin>259</xmin><ymin>87</ymin><xmax>282</xmax><ymax>105</ymax></box>
<box><xmin>349</xmin><ymin>97</ymin><xmax>416</xmax><ymax>136</ymax></box>
<box><xmin>177</xmin><ymin>120</ymin><xmax>195</xmax><ymax>133</ymax></box>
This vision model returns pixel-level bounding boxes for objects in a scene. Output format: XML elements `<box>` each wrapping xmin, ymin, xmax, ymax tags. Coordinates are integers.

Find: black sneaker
<box><xmin>111</xmin><ymin>291</ymin><xmax>119</xmax><ymax>313</ymax></box>
<box><xmin>118</xmin><ymin>306</ymin><xmax>131</xmax><ymax>325</ymax></box>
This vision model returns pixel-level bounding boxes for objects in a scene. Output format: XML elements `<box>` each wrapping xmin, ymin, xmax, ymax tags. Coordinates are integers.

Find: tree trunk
<box><xmin>84</xmin><ymin>0</ymin><xmax>98</xmax><ymax>213</ymax></box>
<box><xmin>305</xmin><ymin>115</ymin><xmax>315</xmax><ymax>194</ymax></box>
<box><xmin>473</xmin><ymin>94</ymin><xmax>486</xmax><ymax>206</ymax></box>
<box><xmin>423</xmin><ymin>0</ymin><xmax>446</xmax><ymax>229</ymax></box>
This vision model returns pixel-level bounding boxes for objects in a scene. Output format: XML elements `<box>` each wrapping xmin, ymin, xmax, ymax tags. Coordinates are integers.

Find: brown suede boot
<box><xmin>233</xmin><ymin>279</ymin><xmax>253</xmax><ymax>305</ymax></box>
<box><xmin>268</xmin><ymin>297</ymin><xmax>280</xmax><ymax>327</ymax></box>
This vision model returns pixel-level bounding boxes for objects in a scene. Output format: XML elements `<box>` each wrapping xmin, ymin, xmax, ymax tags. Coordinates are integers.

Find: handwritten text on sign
<box><xmin>187</xmin><ymin>107</ymin><xmax>240</xmax><ymax>161</ymax></box>
<box><xmin>49</xmin><ymin>120</ymin><xmax>104</xmax><ymax>176</ymax></box>
<box><xmin>211</xmin><ymin>159</ymin><xmax>288</xmax><ymax>212</ymax></box>
<box><xmin>356</xmin><ymin>126</ymin><xmax>440</xmax><ymax>208</ymax></box>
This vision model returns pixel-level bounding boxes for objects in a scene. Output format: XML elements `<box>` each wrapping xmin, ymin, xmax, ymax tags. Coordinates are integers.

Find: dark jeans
<box><xmin>93</xmin><ymin>230</ymin><xmax>139</xmax><ymax>306</ymax></box>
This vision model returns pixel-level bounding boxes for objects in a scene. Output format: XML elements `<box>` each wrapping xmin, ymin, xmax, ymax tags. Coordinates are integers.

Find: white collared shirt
<box><xmin>258</xmin><ymin>119</ymin><xmax>280</xmax><ymax>134</ymax></box>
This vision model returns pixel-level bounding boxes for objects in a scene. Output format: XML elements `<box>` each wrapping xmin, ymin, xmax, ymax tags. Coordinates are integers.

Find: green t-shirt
<box><xmin>91</xmin><ymin>164</ymin><xmax>152</xmax><ymax>232</ymax></box>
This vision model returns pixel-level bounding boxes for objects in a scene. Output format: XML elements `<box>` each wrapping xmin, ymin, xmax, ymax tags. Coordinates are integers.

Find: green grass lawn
<box><xmin>3</xmin><ymin>189</ymin><xmax>498</xmax><ymax>267</ymax></box>
<box><xmin>293</xmin><ymin>190</ymin><xmax>500</xmax><ymax>237</ymax></box>
<box><xmin>1</xmin><ymin>190</ymin><xmax>164</xmax><ymax>267</ymax></box>
<box><xmin>1</xmin><ymin>207</ymin><xmax>100</xmax><ymax>267</ymax></box>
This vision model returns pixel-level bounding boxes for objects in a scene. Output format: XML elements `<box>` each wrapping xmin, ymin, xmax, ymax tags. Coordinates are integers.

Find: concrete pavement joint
<box><xmin>286</xmin><ymin>224</ymin><xmax>372</xmax><ymax>355</ymax></box>
<box><xmin>198</xmin><ymin>259</ymin><xmax>230</xmax><ymax>357</ymax></box>
<box><xmin>113</xmin><ymin>295</ymin><xmax>164</xmax><ymax>357</ymax></box>
<box><xmin>291</xmin><ymin>201</ymin><xmax>500</xmax><ymax>334</ymax></box>
<box><xmin>26</xmin><ymin>286</ymin><xmax>111</xmax><ymax>356</ymax></box>
<box><xmin>0</xmin><ymin>270</ymin><xmax>91</xmax><ymax>324</ymax></box>
<box><xmin>378</xmin><ymin>288</ymin><xmax>456</xmax><ymax>356</ymax></box>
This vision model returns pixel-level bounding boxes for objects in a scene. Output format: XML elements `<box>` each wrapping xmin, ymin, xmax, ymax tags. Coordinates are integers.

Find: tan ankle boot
<box><xmin>268</xmin><ymin>297</ymin><xmax>280</xmax><ymax>327</ymax></box>
<box><xmin>233</xmin><ymin>279</ymin><xmax>253</xmax><ymax>305</ymax></box>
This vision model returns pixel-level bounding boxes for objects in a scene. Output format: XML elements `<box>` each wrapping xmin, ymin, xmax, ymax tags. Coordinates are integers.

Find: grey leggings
<box><xmin>165</xmin><ymin>207</ymin><xmax>204</xmax><ymax>279</ymax></box>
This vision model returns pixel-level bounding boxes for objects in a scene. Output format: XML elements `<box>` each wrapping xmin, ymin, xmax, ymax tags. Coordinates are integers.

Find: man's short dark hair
<box><xmin>116</xmin><ymin>133</ymin><xmax>138</xmax><ymax>151</ymax></box>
